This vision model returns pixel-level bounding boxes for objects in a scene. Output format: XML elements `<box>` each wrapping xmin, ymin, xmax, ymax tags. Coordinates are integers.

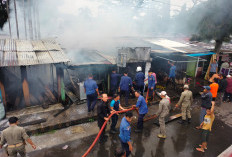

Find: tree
<box><xmin>0</xmin><ymin>0</ymin><xmax>8</xmax><ymax>29</ymax></box>
<box><xmin>190</xmin><ymin>0</ymin><xmax>232</xmax><ymax>53</ymax></box>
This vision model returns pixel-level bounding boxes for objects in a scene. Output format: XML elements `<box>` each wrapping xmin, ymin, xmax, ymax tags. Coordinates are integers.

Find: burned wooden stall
<box><xmin>0</xmin><ymin>39</ymin><xmax>70</xmax><ymax>111</ymax></box>
<box><xmin>117</xmin><ymin>47</ymin><xmax>152</xmax><ymax>79</ymax></box>
<box><xmin>64</xmin><ymin>50</ymin><xmax>116</xmax><ymax>102</ymax></box>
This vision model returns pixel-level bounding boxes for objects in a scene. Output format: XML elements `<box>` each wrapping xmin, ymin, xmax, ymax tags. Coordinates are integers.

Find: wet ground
<box><xmin>28</xmin><ymin>102</ymin><xmax>232</xmax><ymax>157</ymax></box>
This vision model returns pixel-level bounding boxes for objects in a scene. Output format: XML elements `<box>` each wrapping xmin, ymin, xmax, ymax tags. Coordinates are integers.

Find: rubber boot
<box><xmin>187</xmin><ymin>118</ymin><xmax>191</xmax><ymax>124</ymax></box>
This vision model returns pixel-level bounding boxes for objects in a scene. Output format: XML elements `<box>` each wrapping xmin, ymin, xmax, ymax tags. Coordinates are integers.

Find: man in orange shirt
<box><xmin>209</xmin><ymin>78</ymin><xmax>219</xmax><ymax>102</ymax></box>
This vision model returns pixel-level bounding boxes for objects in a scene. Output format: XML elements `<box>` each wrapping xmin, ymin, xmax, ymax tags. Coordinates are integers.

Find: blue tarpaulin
<box><xmin>187</xmin><ymin>52</ymin><xmax>215</xmax><ymax>57</ymax></box>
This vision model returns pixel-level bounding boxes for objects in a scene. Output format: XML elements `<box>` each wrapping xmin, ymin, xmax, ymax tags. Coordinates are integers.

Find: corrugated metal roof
<box><xmin>0</xmin><ymin>50</ymin><xmax>4</xmax><ymax>66</ymax></box>
<box><xmin>16</xmin><ymin>40</ymin><xmax>34</xmax><ymax>52</ymax></box>
<box><xmin>4</xmin><ymin>39</ymin><xmax>16</xmax><ymax>51</ymax></box>
<box><xmin>3</xmin><ymin>51</ymin><xmax>18</xmax><ymax>66</ymax></box>
<box><xmin>0</xmin><ymin>40</ymin><xmax>5</xmax><ymax>51</ymax></box>
<box><xmin>0</xmin><ymin>39</ymin><xmax>70</xmax><ymax>67</ymax></box>
<box><xmin>31</xmin><ymin>40</ymin><xmax>47</xmax><ymax>51</ymax></box>
<box><xmin>49</xmin><ymin>50</ymin><xmax>70</xmax><ymax>63</ymax></box>
<box><xmin>36</xmin><ymin>51</ymin><xmax>54</xmax><ymax>64</ymax></box>
<box><xmin>42</xmin><ymin>40</ymin><xmax>62</xmax><ymax>51</ymax></box>
<box><xmin>17</xmin><ymin>51</ymin><xmax>39</xmax><ymax>66</ymax></box>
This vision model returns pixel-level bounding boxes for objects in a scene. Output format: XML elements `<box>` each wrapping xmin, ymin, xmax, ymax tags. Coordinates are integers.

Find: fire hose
<box><xmin>82</xmin><ymin>106</ymin><xmax>158</xmax><ymax>157</ymax></box>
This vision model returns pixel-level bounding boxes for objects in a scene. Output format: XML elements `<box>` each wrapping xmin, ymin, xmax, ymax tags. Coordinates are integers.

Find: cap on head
<box><xmin>184</xmin><ymin>84</ymin><xmax>189</xmax><ymax>89</ymax></box>
<box><xmin>203</xmin><ymin>86</ymin><xmax>211</xmax><ymax>91</ymax></box>
<box><xmin>160</xmin><ymin>91</ymin><xmax>167</xmax><ymax>96</ymax></box>
<box><xmin>227</xmin><ymin>75</ymin><xmax>231</xmax><ymax>78</ymax></box>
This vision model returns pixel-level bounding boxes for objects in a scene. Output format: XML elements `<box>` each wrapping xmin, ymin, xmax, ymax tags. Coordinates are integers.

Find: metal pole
<box><xmin>36</xmin><ymin>1</ymin><xmax>41</xmax><ymax>39</ymax></box>
<box><xmin>23</xmin><ymin>0</ymin><xmax>27</xmax><ymax>39</ymax></box>
<box><xmin>13</xmin><ymin>0</ymin><xmax>19</xmax><ymax>39</ymax></box>
<box><xmin>6</xmin><ymin>0</ymin><xmax>12</xmax><ymax>38</ymax></box>
<box><xmin>28</xmin><ymin>0</ymin><xmax>33</xmax><ymax>40</ymax></box>
<box><xmin>33</xmin><ymin>0</ymin><xmax>37</xmax><ymax>39</ymax></box>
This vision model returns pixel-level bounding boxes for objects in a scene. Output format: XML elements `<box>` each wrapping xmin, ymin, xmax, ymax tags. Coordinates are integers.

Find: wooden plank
<box><xmin>154</xmin><ymin>113</ymin><xmax>182</xmax><ymax>126</ymax></box>
<box><xmin>0</xmin><ymin>81</ymin><xmax>6</xmax><ymax>107</ymax></box>
<box><xmin>22</xmin><ymin>79</ymin><xmax>30</xmax><ymax>106</ymax></box>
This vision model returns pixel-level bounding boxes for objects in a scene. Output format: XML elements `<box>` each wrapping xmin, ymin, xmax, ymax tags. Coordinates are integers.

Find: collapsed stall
<box><xmin>0</xmin><ymin>39</ymin><xmax>70</xmax><ymax>112</ymax></box>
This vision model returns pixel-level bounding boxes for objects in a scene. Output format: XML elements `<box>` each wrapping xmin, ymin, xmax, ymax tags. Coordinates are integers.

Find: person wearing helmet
<box><xmin>135</xmin><ymin>66</ymin><xmax>145</xmax><ymax>96</ymax></box>
<box><xmin>175</xmin><ymin>85</ymin><xmax>193</xmax><ymax>125</ymax></box>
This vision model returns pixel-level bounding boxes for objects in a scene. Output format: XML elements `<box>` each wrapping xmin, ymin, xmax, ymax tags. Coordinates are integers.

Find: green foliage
<box><xmin>0</xmin><ymin>0</ymin><xmax>8</xmax><ymax>29</ymax></box>
<box><xmin>191</xmin><ymin>0</ymin><xmax>232</xmax><ymax>42</ymax></box>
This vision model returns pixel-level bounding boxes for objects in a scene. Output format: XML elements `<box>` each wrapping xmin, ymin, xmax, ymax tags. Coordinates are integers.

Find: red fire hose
<box><xmin>82</xmin><ymin>107</ymin><xmax>137</xmax><ymax>157</ymax></box>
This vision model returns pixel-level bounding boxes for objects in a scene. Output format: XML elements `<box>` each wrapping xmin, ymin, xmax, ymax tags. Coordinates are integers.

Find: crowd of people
<box><xmin>1</xmin><ymin>59</ymin><xmax>230</xmax><ymax>157</ymax></box>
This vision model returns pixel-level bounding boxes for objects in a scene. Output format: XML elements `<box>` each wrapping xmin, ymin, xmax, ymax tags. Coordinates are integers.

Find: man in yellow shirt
<box><xmin>196</xmin><ymin>102</ymin><xmax>215</xmax><ymax>152</ymax></box>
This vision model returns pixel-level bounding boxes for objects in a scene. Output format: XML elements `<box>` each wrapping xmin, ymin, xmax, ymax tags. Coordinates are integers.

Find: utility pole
<box><xmin>14</xmin><ymin>0</ymin><xmax>19</xmax><ymax>39</ymax></box>
<box><xmin>36</xmin><ymin>1</ymin><xmax>41</xmax><ymax>39</ymax></box>
<box><xmin>6</xmin><ymin>0</ymin><xmax>12</xmax><ymax>38</ymax></box>
<box><xmin>28</xmin><ymin>0</ymin><xmax>33</xmax><ymax>40</ymax></box>
<box><xmin>33</xmin><ymin>0</ymin><xmax>37</xmax><ymax>39</ymax></box>
<box><xmin>23</xmin><ymin>0</ymin><xmax>27</xmax><ymax>39</ymax></box>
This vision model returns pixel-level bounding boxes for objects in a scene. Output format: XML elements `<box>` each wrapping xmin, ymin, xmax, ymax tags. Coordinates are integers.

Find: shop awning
<box><xmin>186</xmin><ymin>52</ymin><xmax>215</xmax><ymax>57</ymax></box>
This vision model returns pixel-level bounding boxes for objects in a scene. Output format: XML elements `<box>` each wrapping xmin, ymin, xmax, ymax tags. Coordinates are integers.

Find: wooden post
<box><xmin>56</xmin><ymin>66</ymin><xmax>65</xmax><ymax>103</ymax></box>
<box><xmin>21</xmin><ymin>66</ymin><xmax>30</xmax><ymax>107</ymax></box>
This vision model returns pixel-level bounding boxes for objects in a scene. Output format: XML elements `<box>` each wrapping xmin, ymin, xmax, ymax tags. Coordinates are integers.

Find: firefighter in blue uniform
<box><xmin>133</xmin><ymin>91</ymin><xmax>148</xmax><ymax>132</ymax></box>
<box><xmin>148</xmin><ymin>70</ymin><xmax>156</xmax><ymax>101</ymax></box>
<box><xmin>135</xmin><ymin>66</ymin><xmax>145</xmax><ymax>96</ymax></box>
<box><xmin>110</xmin><ymin>94</ymin><xmax>125</xmax><ymax>134</ymax></box>
<box><xmin>84</xmin><ymin>74</ymin><xmax>100</xmax><ymax>113</ymax></box>
<box><xmin>111</xmin><ymin>69</ymin><xmax>121</xmax><ymax>95</ymax></box>
<box><xmin>119</xmin><ymin>111</ymin><xmax>133</xmax><ymax>157</ymax></box>
<box><xmin>119</xmin><ymin>71</ymin><xmax>133</xmax><ymax>106</ymax></box>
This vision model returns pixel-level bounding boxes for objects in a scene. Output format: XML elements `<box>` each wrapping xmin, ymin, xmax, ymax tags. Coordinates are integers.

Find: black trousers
<box><xmin>120</xmin><ymin>90</ymin><xmax>130</xmax><ymax>105</ymax></box>
<box><xmin>137</xmin><ymin>114</ymin><xmax>145</xmax><ymax>130</ymax></box>
<box><xmin>110</xmin><ymin>114</ymin><xmax>118</xmax><ymax>131</ymax></box>
<box><xmin>87</xmin><ymin>93</ymin><xmax>97</xmax><ymax>112</ymax></box>
<box><xmin>111</xmin><ymin>85</ymin><xmax>117</xmax><ymax>96</ymax></box>
<box><xmin>120</xmin><ymin>140</ymin><xmax>131</xmax><ymax>157</ymax></box>
<box><xmin>136</xmin><ymin>85</ymin><xmax>144</xmax><ymax>96</ymax></box>
<box><xmin>98</xmin><ymin>120</ymin><xmax>106</xmax><ymax>141</ymax></box>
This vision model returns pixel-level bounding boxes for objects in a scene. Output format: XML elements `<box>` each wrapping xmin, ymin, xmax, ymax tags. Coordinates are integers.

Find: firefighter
<box><xmin>135</xmin><ymin>66</ymin><xmax>145</xmax><ymax>96</ymax></box>
<box><xmin>119</xmin><ymin>71</ymin><xmax>133</xmax><ymax>106</ymax></box>
<box><xmin>84</xmin><ymin>74</ymin><xmax>100</xmax><ymax>113</ymax></box>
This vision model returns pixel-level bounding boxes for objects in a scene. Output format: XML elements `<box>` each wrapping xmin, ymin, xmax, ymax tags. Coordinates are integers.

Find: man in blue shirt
<box><xmin>84</xmin><ymin>74</ymin><xmax>100</xmax><ymax>112</ymax></box>
<box><xmin>111</xmin><ymin>69</ymin><xmax>121</xmax><ymax>95</ymax></box>
<box><xmin>119</xmin><ymin>111</ymin><xmax>133</xmax><ymax>157</ymax></box>
<box><xmin>209</xmin><ymin>59</ymin><xmax>218</xmax><ymax>77</ymax></box>
<box><xmin>148</xmin><ymin>70</ymin><xmax>155</xmax><ymax>101</ymax></box>
<box><xmin>119</xmin><ymin>71</ymin><xmax>133</xmax><ymax>106</ymax></box>
<box><xmin>135</xmin><ymin>66</ymin><xmax>145</xmax><ymax>96</ymax></box>
<box><xmin>166</xmin><ymin>61</ymin><xmax>176</xmax><ymax>89</ymax></box>
<box><xmin>110</xmin><ymin>94</ymin><xmax>125</xmax><ymax>134</ymax></box>
<box><xmin>133</xmin><ymin>91</ymin><xmax>148</xmax><ymax>133</ymax></box>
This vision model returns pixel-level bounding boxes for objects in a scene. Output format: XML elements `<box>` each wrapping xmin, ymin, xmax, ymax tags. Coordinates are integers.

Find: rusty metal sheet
<box><xmin>31</xmin><ymin>40</ymin><xmax>47</xmax><ymax>51</ymax></box>
<box><xmin>36</xmin><ymin>51</ymin><xmax>54</xmax><ymax>64</ymax></box>
<box><xmin>0</xmin><ymin>39</ymin><xmax>5</xmax><ymax>51</ymax></box>
<box><xmin>49</xmin><ymin>50</ymin><xmax>70</xmax><ymax>63</ymax></box>
<box><xmin>4</xmin><ymin>39</ymin><xmax>16</xmax><ymax>51</ymax></box>
<box><xmin>16</xmin><ymin>40</ymin><xmax>34</xmax><ymax>52</ymax></box>
<box><xmin>3</xmin><ymin>51</ymin><xmax>18</xmax><ymax>67</ymax></box>
<box><xmin>17</xmin><ymin>51</ymin><xmax>38</xmax><ymax>66</ymax></box>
